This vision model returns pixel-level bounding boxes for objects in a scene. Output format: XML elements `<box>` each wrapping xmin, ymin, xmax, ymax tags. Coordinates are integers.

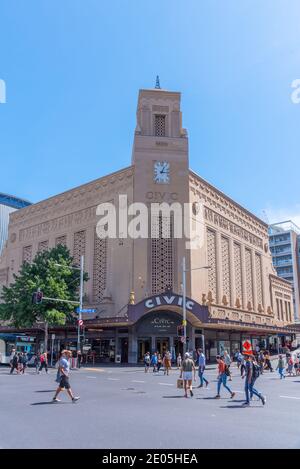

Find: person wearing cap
<box><xmin>180</xmin><ymin>352</ymin><xmax>196</xmax><ymax>398</ymax></box>
<box><xmin>242</xmin><ymin>352</ymin><xmax>266</xmax><ymax>406</ymax></box>
<box><xmin>52</xmin><ymin>350</ymin><xmax>80</xmax><ymax>403</ymax></box>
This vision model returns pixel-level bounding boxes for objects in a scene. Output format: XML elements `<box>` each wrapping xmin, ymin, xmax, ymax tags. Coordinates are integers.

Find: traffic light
<box><xmin>177</xmin><ymin>325</ymin><xmax>184</xmax><ymax>337</ymax></box>
<box><xmin>32</xmin><ymin>290</ymin><xmax>43</xmax><ymax>304</ymax></box>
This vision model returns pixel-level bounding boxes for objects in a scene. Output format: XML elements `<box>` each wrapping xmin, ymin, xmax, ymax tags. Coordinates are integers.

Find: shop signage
<box><xmin>150</xmin><ymin>317</ymin><xmax>175</xmax><ymax>330</ymax></box>
<box><xmin>145</xmin><ymin>295</ymin><xmax>195</xmax><ymax>311</ymax></box>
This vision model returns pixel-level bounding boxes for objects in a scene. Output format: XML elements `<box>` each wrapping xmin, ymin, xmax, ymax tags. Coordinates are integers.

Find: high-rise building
<box><xmin>269</xmin><ymin>221</ymin><xmax>300</xmax><ymax>321</ymax></box>
<box><xmin>0</xmin><ymin>193</ymin><xmax>31</xmax><ymax>256</ymax></box>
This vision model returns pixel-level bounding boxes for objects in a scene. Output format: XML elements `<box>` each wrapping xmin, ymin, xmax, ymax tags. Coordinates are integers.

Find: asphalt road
<box><xmin>0</xmin><ymin>362</ymin><xmax>300</xmax><ymax>449</ymax></box>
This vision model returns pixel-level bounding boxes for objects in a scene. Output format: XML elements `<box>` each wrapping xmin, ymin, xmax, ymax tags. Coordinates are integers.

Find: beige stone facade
<box><xmin>0</xmin><ymin>86</ymin><xmax>295</xmax><ymax>362</ymax></box>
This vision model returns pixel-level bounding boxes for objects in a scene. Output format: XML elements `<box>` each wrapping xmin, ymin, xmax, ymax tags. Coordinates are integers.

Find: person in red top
<box><xmin>214</xmin><ymin>355</ymin><xmax>235</xmax><ymax>399</ymax></box>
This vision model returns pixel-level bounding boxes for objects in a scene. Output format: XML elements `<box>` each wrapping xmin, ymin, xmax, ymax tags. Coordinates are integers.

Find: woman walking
<box><xmin>163</xmin><ymin>350</ymin><xmax>172</xmax><ymax>376</ymax></box>
<box><xmin>180</xmin><ymin>352</ymin><xmax>196</xmax><ymax>398</ymax></box>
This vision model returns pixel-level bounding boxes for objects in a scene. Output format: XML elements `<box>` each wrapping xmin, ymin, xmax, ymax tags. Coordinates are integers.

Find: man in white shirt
<box><xmin>52</xmin><ymin>350</ymin><xmax>80</xmax><ymax>403</ymax></box>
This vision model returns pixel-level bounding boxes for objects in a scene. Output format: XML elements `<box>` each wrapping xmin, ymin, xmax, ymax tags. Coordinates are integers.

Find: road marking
<box><xmin>279</xmin><ymin>395</ymin><xmax>300</xmax><ymax>400</ymax></box>
<box><xmin>87</xmin><ymin>376</ymin><xmax>97</xmax><ymax>379</ymax></box>
<box><xmin>158</xmin><ymin>383</ymin><xmax>174</xmax><ymax>386</ymax></box>
<box><xmin>107</xmin><ymin>378</ymin><xmax>120</xmax><ymax>381</ymax></box>
<box><xmin>84</xmin><ymin>368</ymin><xmax>105</xmax><ymax>373</ymax></box>
<box><xmin>132</xmin><ymin>380</ymin><xmax>145</xmax><ymax>383</ymax></box>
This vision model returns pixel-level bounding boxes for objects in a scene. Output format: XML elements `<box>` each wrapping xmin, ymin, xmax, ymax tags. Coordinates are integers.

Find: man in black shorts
<box><xmin>52</xmin><ymin>350</ymin><xmax>80</xmax><ymax>403</ymax></box>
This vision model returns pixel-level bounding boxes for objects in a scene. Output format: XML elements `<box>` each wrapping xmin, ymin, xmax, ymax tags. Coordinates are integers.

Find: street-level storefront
<box><xmin>0</xmin><ymin>292</ymin><xmax>297</xmax><ymax>365</ymax></box>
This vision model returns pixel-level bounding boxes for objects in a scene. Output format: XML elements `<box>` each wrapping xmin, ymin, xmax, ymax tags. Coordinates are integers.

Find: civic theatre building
<box><xmin>0</xmin><ymin>85</ymin><xmax>296</xmax><ymax>363</ymax></box>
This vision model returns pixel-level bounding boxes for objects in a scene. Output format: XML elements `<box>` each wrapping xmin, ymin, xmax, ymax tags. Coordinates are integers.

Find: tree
<box><xmin>0</xmin><ymin>245</ymin><xmax>88</xmax><ymax>329</ymax></box>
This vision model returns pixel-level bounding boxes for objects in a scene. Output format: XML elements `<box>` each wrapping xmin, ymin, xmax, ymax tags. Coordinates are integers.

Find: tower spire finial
<box><xmin>155</xmin><ymin>75</ymin><xmax>161</xmax><ymax>89</ymax></box>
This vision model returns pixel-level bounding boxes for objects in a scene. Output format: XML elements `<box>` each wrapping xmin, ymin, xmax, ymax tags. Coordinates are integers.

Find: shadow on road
<box><xmin>35</xmin><ymin>390</ymin><xmax>56</xmax><ymax>393</ymax></box>
<box><xmin>31</xmin><ymin>401</ymin><xmax>69</xmax><ymax>406</ymax></box>
<box><xmin>162</xmin><ymin>396</ymin><xmax>185</xmax><ymax>399</ymax></box>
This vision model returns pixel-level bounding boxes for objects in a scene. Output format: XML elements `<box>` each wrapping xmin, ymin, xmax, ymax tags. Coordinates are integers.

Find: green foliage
<box><xmin>0</xmin><ymin>245</ymin><xmax>88</xmax><ymax>328</ymax></box>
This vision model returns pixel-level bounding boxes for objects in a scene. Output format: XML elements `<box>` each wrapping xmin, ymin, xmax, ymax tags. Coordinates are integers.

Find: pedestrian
<box><xmin>223</xmin><ymin>351</ymin><xmax>232</xmax><ymax>381</ymax></box>
<box><xmin>257</xmin><ymin>351</ymin><xmax>265</xmax><ymax>375</ymax></box>
<box><xmin>236</xmin><ymin>351</ymin><xmax>243</xmax><ymax>370</ymax></box>
<box><xmin>10</xmin><ymin>352</ymin><xmax>19</xmax><ymax>374</ymax></box>
<box><xmin>39</xmin><ymin>352</ymin><xmax>48</xmax><ymax>374</ymax></box>
<box><xmin>294</xmin><ymin>356</ymin><xmax>300</xmax><ymax>376</ymax></box>
<box><xmin>242</xmin><ymin>352</ymin><xmax>266</xmax><ymax>406</ymax></box>
<box><xmin>197</xmin><ymin>348</ymin><xmax>209</xmax><ymax>388</ymax></box>
<box><xmin>77</xmin><ymin>350</ymin><xmax>82</xmax><ymax>369</ymax></box>
<box><xmin>214</xmin><ymin>355</ymin><xmax>235</xmax><ymax>399</ymax></box>
<box><xmin>264</xmin><ymin>350</ymin><xmax>273</xmax><ymax>372</ymax></box>
<box><xmin>34</xmin><ymin>354</ymin><xmax>40</xmax><ymax>373</ymax></box>
<box><xmin>180</xmin><ymin>352</ymin><xmax>196</xmax><ymax>398</ymax></box>
<box><xmin>276</xmin><ymin>354</ymin><xmax>285</xmax><ymax>379</ymax></box>
<box><xmin>21</xmin><ymin>352</ymin><xmax>28</xmax><ymax>374</ymax></box>
<box><xmin>157</xmin><ymin>353</ymin><xmax>162</xmax><ymax>373</ymax></box>
<box><xmin>177</xmin><ymin>353</ymin><xmax>182</xmax><ymax>369</ymax></box>
<box><xmin>240</xmin><ymin>354</ymin><xmax>246</xmax><ymax>377</ymax></box>
<box><xmin>144</xmin><ymin>352</ymin><xmax>151</xmax><ymax>373</ymax></box>
<box><xmin>163</xmin><ymin>350</ymin><xmax>172</xmax><ymax>376</ymax></box>
<box><xmin>287</xmin><ymin>355</ymin><xmax>295</xmax><ymax>376</ymax></box>
<box><xmin>52</xmin><ymin>350</ymin><xmax>80</xmax><ymax>403</ymax></box>
<box><xmin>151</xmin><ymin>352</ymin><xmax>158</xmax><ymax>372</ymax></box>
<box><xmin>17</xmin><ymin>353</ymin><xmax>23</xmax><ymax>374</ymax></box>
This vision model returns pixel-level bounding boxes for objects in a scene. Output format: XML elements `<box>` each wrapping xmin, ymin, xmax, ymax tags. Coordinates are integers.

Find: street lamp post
<box><xmin>182</xmin><ymin>256</ymin><xmax>210</xmax><ymax>356</ymax></box>
<box><xmin>54</xmin><ymin>255</ymin><xmax>84</xmax><ymax>353</ymax></box>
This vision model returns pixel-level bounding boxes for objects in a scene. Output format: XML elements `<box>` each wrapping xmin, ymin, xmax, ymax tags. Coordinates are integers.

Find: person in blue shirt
<box><xmin>242</xmin><ymin>353</ymin><xmax>266</xmax><ymax>407</ymax></box>
<box><xmin>197</xmin><ymin>348</ymin><xmax>209</xmax><ymax>388</ymax></box>
<box><xmin>151</xmin><ymin>352</ymin><xmax>158</xmax><ymax>372</ymax></box>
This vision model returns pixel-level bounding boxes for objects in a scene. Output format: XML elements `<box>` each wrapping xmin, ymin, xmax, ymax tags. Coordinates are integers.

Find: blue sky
<box><xmin>0</xmin><ymin>0</ymin><xmax>299</xmax><ymax>224</ymax></box>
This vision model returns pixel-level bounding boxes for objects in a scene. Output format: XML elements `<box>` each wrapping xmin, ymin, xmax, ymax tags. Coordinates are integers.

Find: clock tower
<box><xmin>131</xmin><ymin>84</ymin><xmax>190</xmax><ymax>302</ymax></box>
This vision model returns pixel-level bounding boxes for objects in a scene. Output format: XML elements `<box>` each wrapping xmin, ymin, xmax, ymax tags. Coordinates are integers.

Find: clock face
<box><xmin>153</xmin><ymin>161</ymin><xmax>170</xmax><ymax>184</ymax></box>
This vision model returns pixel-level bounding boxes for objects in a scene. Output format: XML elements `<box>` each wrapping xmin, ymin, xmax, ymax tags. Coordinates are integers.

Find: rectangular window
<box><xmin>154</xmin><ymin>114</ymin><xmax>166</xmax><ymax>137</ymax></box>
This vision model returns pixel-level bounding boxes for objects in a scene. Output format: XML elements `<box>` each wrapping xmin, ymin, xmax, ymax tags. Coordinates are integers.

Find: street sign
<box><xmin>242</xmin><ymin>340</ymin><xmax>253</xmax><ymax>354</ymax></box>
<box><xmin>51</xmin><ymin>334</ymin><xmax>55</xmax><ymax>340</ymax></box>
<box><xmin>76</xmin><ymin>308</ymin><xmax>96</xmax><ymax>314</ymax></box>
<box><xmin>78</xmin><ymin>319</ymin><xmax>83</xmax><ymax>327</ymax></box>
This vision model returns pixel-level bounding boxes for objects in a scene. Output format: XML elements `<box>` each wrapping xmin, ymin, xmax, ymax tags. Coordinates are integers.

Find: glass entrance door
<box><xmin>156</xmin><ymin>338</ymin><xmax>169</xmax><ymax>357</ymax></box>
<box><xmin>174</xmin><ymin>338</ymin><xmax>183</xmax><ymax>359</ymax></box>
<box><xmin>138</xmin><ymin>338</ymin><xmax>151</xmax><ymax>362</ymax></box>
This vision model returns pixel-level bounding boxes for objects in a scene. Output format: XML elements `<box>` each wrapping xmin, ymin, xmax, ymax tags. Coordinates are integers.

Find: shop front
<box><xmin>135</xmin><ymin>311</ymin><xmax>190</xmax><ymax>362</ymax></box>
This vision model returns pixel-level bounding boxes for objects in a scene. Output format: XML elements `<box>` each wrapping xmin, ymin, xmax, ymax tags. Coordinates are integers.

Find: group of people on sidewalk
<box><xmin>144</xmin><ymin>350</ymin><xmax>172</xmax><ymax>375</ymax></box>
<box><xmin>178</xmin><ymin>348</ymin><xmax>266</xmax><ymax>406</ymax></box>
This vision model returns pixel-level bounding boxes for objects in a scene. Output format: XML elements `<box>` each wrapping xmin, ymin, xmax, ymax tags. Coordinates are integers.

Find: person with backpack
<box><xmin>242</xmin><ymin>352</ymin><xmax>266</xmax><ymax>406</ymax></box>
<box><xmin>276</xmin><ymin>354</ymin><xmax>285</xmax><ymax>379</ymax></box>
<box><xmin>214</xmin><ymin>355</ymin><xmax>235</xmax><ymax>399</ymax></box>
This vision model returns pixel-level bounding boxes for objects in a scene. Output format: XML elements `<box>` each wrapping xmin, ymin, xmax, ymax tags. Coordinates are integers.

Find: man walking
<box><xmin>10</xmin><ymin>352</ymin><xmax>19</xmax><ymax>374</ymax></box>
<box><xmin>180</xmin><ymin>352</ymin><xmax>196</xmax><ymax>398</ymax></box>
<box><xmin>197</xmin><ymin>348</ymin><xmax>209</xmax><ymax>388</ymax></box>
<box><xmin>214</xmin><ymin>355</ymin><xmax>235</xmax><ymax>399</ymax></box>
<box><xmin>242</xmin><ymin>352</ymin><xmax>266</xmax><ymax>406</ymax></box>
<box><xmin>52</xmin><ymin>350</ymin><xmax>80</xmax><ymax>403</ymax></box>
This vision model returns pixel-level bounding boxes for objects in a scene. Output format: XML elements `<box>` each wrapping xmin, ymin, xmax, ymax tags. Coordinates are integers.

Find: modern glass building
<box><xmin>0</xmin><ymin>193</ymin><xmax>31</xmax><ymax>256</ymax></box>
<box><xmin>269</xmin><ymin>221</ymin><xmax>300</xmax><ymax>321</ymax></box>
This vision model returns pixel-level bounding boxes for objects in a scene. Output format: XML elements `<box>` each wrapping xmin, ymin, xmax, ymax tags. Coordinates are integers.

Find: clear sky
<box><xmin>0</xmin><ymin>0</ymin><xmax>299</xmax><ymax>225</ymax></box>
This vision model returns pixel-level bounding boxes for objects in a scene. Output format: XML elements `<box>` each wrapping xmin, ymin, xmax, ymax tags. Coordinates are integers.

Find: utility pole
<box><xmin>182</xmin><ymin>257</ymin><xmax>187</xmax><ymax>355</ymax></box>
<box><xmin>77</xmin><ymin>255</ymin><xmax>84</xmax><ymax>353</ymax></box>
